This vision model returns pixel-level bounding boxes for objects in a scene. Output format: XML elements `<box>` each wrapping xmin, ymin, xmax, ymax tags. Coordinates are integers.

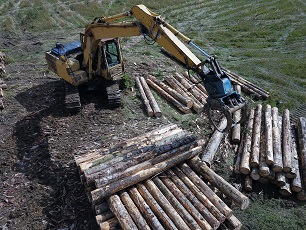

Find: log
<box><xmin>231</xmin><ymin>85</ymin><xmax>242</xmax><ymax>144</ymax></box>
<box><xmin>95</xmin><ymin>201</ymin><xmax>110</xmax><ymax>215</ymax></box>
<box><xmin>136</xmin><ymin>183</ymin><xmax>178</xmax><ymax>230</ymax></box>
<box><xmin>153</xmin><ymin>176</ymin><xmax>212</xmax><ymax>230</ymax></box>
<box><xmin>173</xmin><ymin>72</ymin><xmax>192</xmax><ymax>90</ymax></box>
<box><xmin>282</xmin><ymin>109</ymin><xmax>292</xmax><ymax>172</ymax></box>
<box><xmin>127</xmin><ymin>186</ymin><xmax>164</xmax><ymax>229</ymax></box>
<box><xmin>223</xmin><ymin>215</ymin><xmax>242</xmax><ymax>230</ymax></box>
<box><xmin>250</xmin><ymin>167</ymin><xmax>260</xmax><ymax>181</ymax></box>
<box><xmin>259</xmin><ymin>130</ymin><xmax>270</xmax><ymax>177</ymax></box>
<box><xmin>146</xmin><ymin>78</ymin><xmax>191</xmax><ymax>114</ymax></box>
<box><xmin>166</xmin><ymin>169</ymin><xmax>226</xmax><ymax>222</ymax></box>
<box><xmin>148</xmin><ymin>75</ymin><xmax>193</xmax><ymax>108</ymax></box>
<box><xmin>119</xmin><ymin>190</ymin><xmax>150</xmax><ymax>230</ymax></box>
<box><xmin>297</xmin><ymin>117</ymin><xmax>306</xmax><ymax>186</ymax></box>
<box><xmin>107</xmin><ymin>194</ymin><xmax>138</xmax><ymax>230</ymax></box>
<box><xmin>0</xmin><ymin>88</ymin><xmax>3</xmax><ymax>98</ymax></box>
<box><xmin>188</xmin><ymin>157</ymin><xmax>250</xmax><ymax>210</ymax></box>
<box><xmin>91</xmin><ymin>145</ymin><xmax>203</xmax><ymax>203</ymax></box>
<box><xmin>144</xmin><ymin>179</ymin><xmax>191</xmax><ymax>230</ymax></box>
<box><xmin>234</xmin><ymin>139</ymin><xmax>244</xmax><ymax>174</ymax></box>
<box><xmin>95</xmin><ymin>211</ymin><xmax>115</xmax><ymax>223</ymax></box>
<box><xmin>164</xmin><ymin>76</ymin><xmax>189</xmax><ymax>98</ymax></box>
<box><xmin>272</xmin><ymin>107</ymin><xmax>283</xmax><ymax>172</ymax></box>
<box><xmin>94</xmin><ymin>138</ymin><xmax>201</xmax><ymax>188</ymax></box>
<box><xmin>244</xmin><ymin>176</ymin><xmax>252</xmax><ymax>192</ymax></box>
<box><xmin>276</xmin><ymin>172</ymin><xmax>286</xmax><ymax>187</ymax></box>
<box><xmin>250</xmin><ymin>104</ymin><xmax>262</xmax><ymax>168</ymax></box>
<box><xmin>279</xmin><ymin>178</ymin><xmax>292</xmax><ymax>197</ymax></box>
<box><xmin>135</xmin><ymin>76</ymin><xmax>154</xmax><ymax>116</ymax></box>
<box><xmin>99</xmin><ymin>217</ymin><xmax>120</xmax><ymax>230</ymax></box>
<box><xmin>201</xmin><ymin>117</ymin><xmax>227</xmax><ymax>166</ymax></box>
<box><xmin>265</xmin><ymin>105</ymin><xmax>274</xmax><ymax>165</ymax></box>
<box><xmin>291</xmin><ymin>172</ymin><xmax>302</xmax><ymax>193</ymax></box>
<box><xmin>267</xmin><ymin>169</ymin><xmax>275</xmax><ymax>181</ymax></box>
<box><xmin>139</xmin><ymin>76</ymin><xmax>162</xmax><ymax>117</ymax></box>
<box><xmin>240</xmin><ymin>109</ymin><xmax>255</xmax><ymax>175</ymax></box>
<box><xmin>183</xmin><ymin>71</ymin><xmax>208</xmax><ymax>95</ymax></box>
<box><xmin>286</xmin><ymin>127</ymin><xmax>298</xmax><ymax>179</ymax></box>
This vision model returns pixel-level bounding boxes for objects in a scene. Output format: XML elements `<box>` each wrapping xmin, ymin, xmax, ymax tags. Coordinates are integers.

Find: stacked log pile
<box><xmin>0</xmin><ymin>51</ymin><xmax>6</xmax><ymax>110</ymax></box>
<box><xmin>234</xmin><ymin>104</ymin><xmax>306</xmax><ymax>200</ymax></box>
<box><xmin>75</xmin><ymin>125</ymin><xmax>249</xmax><ymax>229</ymax></box>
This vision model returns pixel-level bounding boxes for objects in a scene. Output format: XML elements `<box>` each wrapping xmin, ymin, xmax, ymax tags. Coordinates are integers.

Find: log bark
<box><xmin>250</xmin><ymin>167</ymin><xmax>260</xmax><ymax>181</ymax></box>
<box><xmin>119</xmin><ymin>190</ymin><xmax>150</xmax><ymax>230</ymax></box>
<box><xmin>136</xmin><ymin>183</ymin><xmax>178</xmax><ymax>230</ymax></box>
<box><xmin>279</xmin><ymin>178</ymin><xmax>292</xmax><ymax>197</ymax></box>
<box><xmin>164</xmin><ymin>76</ymin><xmax>189</xmax><ymax>98</ymax></box>
<box><xmin>173</xmin><ymin>165</ymin><xmax>232</xmax><ymax>217</ymax></box>
<box><xmin>144</xmin><ymin>179</ymin><xmax>191</xmax><ymax>230</ymax></box>
<box><xmin>146</xmin><ymin>78</ymin><xmax>191</xmax><ymax>114</ymax></box>
<box><xmin>148</xmin><ymin>75</ymin><xmax>193</xmax><ymax>108</ymax></box>
<box><xmin>91</xmin><ymin>145</ymin><xmax>203</xmax><ymax>203</ymax></box>
<box><xmin>250</xmin><ymin>104</ymin><xmax>262</xmax><ymax>168</ymax></box>
<box><xmin>240</xmin><ymin>109</ymin><xmax>255</xmax><ymax>175</ymax></box>
<box><xmin>297</xmin><ymin>117</ymin><xmax>306</xmax><ymax>186</ymax></box>
<box><xmin>153</xmin><ymin>176</ymin><xmax>212</xmax><ymax>230</ymax></box>
<box><xmin>93</xmin><ymin>138</ymin><xmax>201</xmax><ymax>188</ymax></box>
<box><xmin>166</xmin><ymin>169</ymin><xmax>226</xmax><ymax>222</ymax></box>
<box><xmin>128</xmin><ymin>186</ymin><xmax>164</xmax><ymax>229</ymax></box>
<box><xmin>259</xmin><ymin>129</ymin><xmax>270</xmax><ymax>177</ymax></box>
<box><xmin>290</xmin><ymin>128</ymin><xmax>301</xmax><ymax>192</ymax></box>
<box><xmin>231</xmin><ymin>85</ymin><xmax>242</xmax><ymax>144</ymax></box>
<box><xmin>107</xmin><ymin>195</ymin><xmax>138</xmax><ymax>230</ymax></box>
<box><xmin>272</xmin><ymin>107</ymin><xmax>283</xmax><ymax>172</ymax></box>
<box><xmin>135</xmin><ymin>76</ymin><xmax>154</xmax><ymax>116</ymax></box>
<box><xmin>223</xmin><ymin>215</ymin><xmax>242</xmax><ymax>230</ymax></box>
<box><xmin>139</xmin><ymin>76</ymin><xmax>162</xmax><ymax>117</ymax></box>
<box><xmin>95</xmin><ymin>211</ymin><xmax>115</xmax><ymax>223</ymax></box>
<box><xmin>98</xmin><ymin>217</ymin><xmax>120</xmax><ymax>230</ymax></box>
<box><xmin>201</xmin><ymin>117</ymin><xmax>227</xmax><ymax>166</ymax></box>
<box><xmin>234</xmin><ymin>139</ymin><xmax>244</xmax><ymax>174</ymax></box>
<box><xmin>94</xmin><ymin>201</ymin><xmax>109</xmax><ymax>215</ymax></box>
<box><xmin>173</xmin><ymin>72</ymin><xmax>192</xmax><ymax>90</ymax></box>
<box><xmin>188</xmin><ymin>157</ymin><xmax>250</xmax><ymax>210</ymax></box>
<box><xmin>265</xmin><ymin>105</ymin><xmax>274</xmax><ymax>165</ymax></box>
<box><xmin>282</xmin><ymin>109</ymin><xmax>292</xmax><ymax>172</ymax></box>
<box><xmin>244</xmin><ymin>176</ymin><xmax>252</xmax><ymax>192</ymax></box>
<box><xmin>276</xmin><ymin>172</ymin><xmax>286</xmax><ymax>187</ymax></box>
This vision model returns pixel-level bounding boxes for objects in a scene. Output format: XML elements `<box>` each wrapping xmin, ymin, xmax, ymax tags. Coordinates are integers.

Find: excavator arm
<box><xmin>81</xmin><ymin>5</ymin><xmax>248</xmax><ymax>131</ymax></box>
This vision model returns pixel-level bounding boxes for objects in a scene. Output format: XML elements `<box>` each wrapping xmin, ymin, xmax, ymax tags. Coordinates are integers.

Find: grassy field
<box><xmin>1</xmin><ymin>0</ymin><xmax>306</xmax><ymax>229</ymax></box>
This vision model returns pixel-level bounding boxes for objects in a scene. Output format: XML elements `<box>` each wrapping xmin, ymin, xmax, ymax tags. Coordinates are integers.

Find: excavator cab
<box><xmin>92</xmin><ymin>38</ymin><xmax>124</xmax><ymax>81</ymax></box>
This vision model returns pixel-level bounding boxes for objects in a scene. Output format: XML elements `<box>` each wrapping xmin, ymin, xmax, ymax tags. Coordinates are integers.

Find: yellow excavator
<box><xmin>45</xmin><ymin>4</ymin><xmax>247</xmax><ymax>132</ymax></box>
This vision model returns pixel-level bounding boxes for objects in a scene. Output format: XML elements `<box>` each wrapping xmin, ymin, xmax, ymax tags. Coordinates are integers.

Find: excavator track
<box><xmin>105</xmin><ymin>81</ymin><xmax>121</xmax><ymax>108</ymax></box>
<box><xmin>64</xmin><ymin>82</ymin><xmax>81</xmax><ymax>113</ymax></box>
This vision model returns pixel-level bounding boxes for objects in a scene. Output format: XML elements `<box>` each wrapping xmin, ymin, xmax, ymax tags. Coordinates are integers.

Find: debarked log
<box><xmin>135</xmin><ymin>76</ymin><xmax>154</xmax><ymax>117</ymax></box>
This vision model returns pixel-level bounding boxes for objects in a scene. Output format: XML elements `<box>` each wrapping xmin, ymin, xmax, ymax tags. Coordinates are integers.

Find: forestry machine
<box><xmin>45</xmin><ymin>4</ymin><xmax>247</xmax><ymax>132</ymax></box>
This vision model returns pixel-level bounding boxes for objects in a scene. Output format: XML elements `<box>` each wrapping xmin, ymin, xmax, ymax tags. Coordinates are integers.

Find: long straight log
<box><xmin>119</xmin><ymin>190</ymin><xmax>150</xmax><ymax>230</ymax></box>
<box><xmin>99</xmin><ymin>217</ymin><xmax>120</xmax><ymax>230</ymax></box>
<box><xmin>146</xmin><ymin>78</ymin><xmax>191</xmax><ymax>114</ymax></box>
<box><xmin>265</xmin><ymin>105</ymin><xmax>274</xmax><ymax>165</ymax></box>
<box><xmin>94</xmin><ymin>138</ymin><xmax>201</xmax><ymax>188</ymax></box>
<box><xmin>95</xmin><ymin>211</ymin><xmax>115</xmax><ymax>224</ymax></box>
<box><xmin>297</xmin><ymin>117</ymin><xmax>306</xmax><ymax>186</ymax></box>
<box><xmin>173</xmin><ymin>72</ymin><xmax>192</xmax><ymax>90</ymax></box>
<box><xmin>128</xmin><ymin>186</ymin><xmax>164</xmax><ymax>229</ymax></box>
<box><xmin>148</xmin><ymin>75</ymin><xmax>193</xmax><ymax>108</ymax></box>
<box><xmin>188</xmin><ymin>157</ymin><xmax>250</xmax><ymax>210</ymax></box>
<box><xmin>164</xmin><ymin>76</ymin><xmax>189</xmax><ymax>98</ymax></box>
<box><xmin>250</xmin><ymin>104</ymin><xmax>262</xmax><ymax>168</ymax></box>
<box><xmin>201</xmin><ymin>117</ymin><xmax>227</xmax><ymax>166</ymax></box>
<box><xmin>144</xmin><ymin>179</ymin><xmax>191</xmax><ymax>230</ymax></box>
<box><xmin>75</xmin><ymin>124</ymin><xmax>178</xmax><ymax>167</ymax></box>
<box><xmin>91</xmin><ymin>145</ymin><xmax>203</xmax><ymax>203</ymax></box>
<box><xmin>153</xmin><ymin>177</ymin><xmax>211</xmax><ymax>230</ymax></box>
<box><xmin>136</xmin><ymin>183</ymin><xmax>178</xmax><ymax>230</ymax></box>
<box><xmin>135</xmin><ymin>76</ymin><xmax>154</xmax><ymax>116</ymax></box>
<box><xmin>290</xmin><ymin>128</ymin><xmax>301</xmax><ymax>192</ymax></box>
<box><xmin>282</xmin><ymin>109</ymin><xmax>292</xmax><ymax>172</ymax></box>
<box><xmin>166</xmin><ymin>169</ymin><xmax>226</xmax><ymax>222</ymax></box>
<box><xmin>140</xmin><ymin>76</ymin><xmax>162</xmax><ymax>117</ymax></box>
<box><xmin>224</xmin><ymin>215</ymin><xmax>242</xmax><ymax>230</ymax></box>
<box><xmin>173</xmin><ymin>165</ymin><xmax>232</xmax><ymax>218</ymax></box>
<box><xmin>240</xmin><ymin>109</ymin><xmax>255</xmax><ymax>175</ymax></box>
<box><xmin>234</xmin><ymin>137</ymin><xmax>244</xmax><ymax>174</ymax></box>
<box><xmin>107</xmin><ymin>195</ymin><xmax>138</xmax><ymax>230</ymax></box>
<box><xmin>272</xmin><ymin>107</ymin><xmax>283</xmax><ymax>172</ymax></box>
<box><xmin>232</xmin><ymin>85</ymin><xmax>242</xmax><ymax>144</ymax></box>
<box><xmin>259</xmin><ymin>129</ymin><xmax>270</xmax><ymax>177</ymax></box>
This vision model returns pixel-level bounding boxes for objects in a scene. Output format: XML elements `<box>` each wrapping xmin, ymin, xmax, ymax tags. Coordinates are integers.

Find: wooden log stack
<box><xmin>75</xmin><ymin>125</ymin><xmax>248</xmax><ymax>229</ymax></box>
<box><xmin>234</xmin><ymin>104</ymin><xmax>306</xmax><ymax>199</ymax></box>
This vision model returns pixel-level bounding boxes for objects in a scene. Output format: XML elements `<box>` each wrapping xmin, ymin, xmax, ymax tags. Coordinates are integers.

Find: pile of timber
<box><xmin>0</xmin><ymin>52</ymin><xmax>6</xmax><ymax>110</ymax></box>
<box><xmin>222</xmin><ymin>68</ymin><xmax>269</xmax><ymax>100</ymax></box>
<box><xmin>234</xmin><ymin>104</ymin><xmax>306</xmax><ymax>200</ymax></box>
<box><xmin>135</xmin><ymin>76</ymin><xmax>162</xmax><ymax>117</ymax></box>
<box><xmin>74</xmin><ymin>124</ymin><xmax>250</xmax><ymax>229</ymax></box>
